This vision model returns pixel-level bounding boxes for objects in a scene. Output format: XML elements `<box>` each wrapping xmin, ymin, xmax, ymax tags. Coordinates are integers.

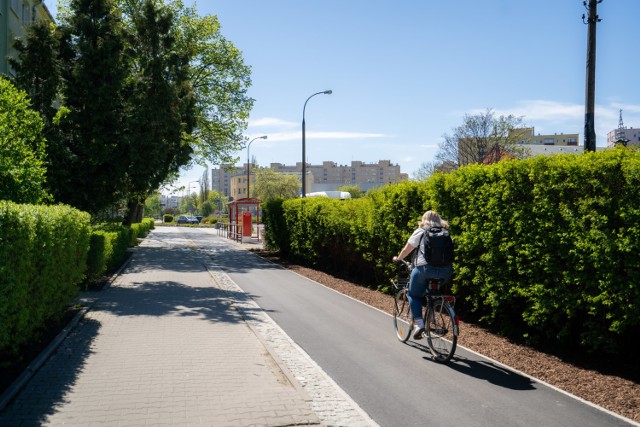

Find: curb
<box><xmin>0</xmin><ymin>247</ymin><xmax>134</xmax><ymax>413</ymax></box>
<box><xmin>0</xmin><ymin>307</ymin><xmax>88</xmax><ymax>412</ymax></box>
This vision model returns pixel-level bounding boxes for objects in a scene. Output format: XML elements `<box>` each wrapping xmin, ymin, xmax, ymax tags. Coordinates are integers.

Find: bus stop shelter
<box><xmin>227</xmin><ymin>197</ymin><xmax>262</xmax><ymax>241</ymax></box>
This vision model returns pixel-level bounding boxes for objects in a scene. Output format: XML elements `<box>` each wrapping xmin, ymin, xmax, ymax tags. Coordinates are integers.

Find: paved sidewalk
<box><xmin>0</xmin><ymin>229</ymin><xmax>374</xmax><ymax>426</ymax></box>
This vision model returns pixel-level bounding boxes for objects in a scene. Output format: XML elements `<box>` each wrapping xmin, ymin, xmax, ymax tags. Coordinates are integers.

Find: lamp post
<box><xmin>247</xmin><ymin>135</ymin><xmax>267</xmax><ymax>199</ymax></box>
<box><xmin>302</xmin><ymin>90</ymin><xmax>332</xmax><ymax>197</ymax></box>
<box><xmin>188</xmin><ymin>180</ymin><xmax>199</xmax><ymax>213</ymax></box>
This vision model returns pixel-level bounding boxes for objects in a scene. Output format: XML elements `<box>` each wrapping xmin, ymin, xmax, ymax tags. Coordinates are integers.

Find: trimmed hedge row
<box><xmin>1</xmin><ymin>203</ymin><xmax>155</xmax><ymax>364</ymax></box>
<box><xmin>0</xmin><ymin>202</ymin><xmax>91</xmax><ymax>363</ymax></box>
<box><xmin>263</xmin><ymin>148</ymin><xmax>640</xmax><ymax>354</ymax></box>
<box><xmin>85</xmin><ymin>218</ymin><xmax>154</xmax><ymax>283</ymax></box>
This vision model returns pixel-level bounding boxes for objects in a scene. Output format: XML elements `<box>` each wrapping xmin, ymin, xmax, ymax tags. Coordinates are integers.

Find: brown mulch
<box><xmin>252</xmin><ymin>250</ymin><xmax>640</xmax><ymax>424</ymax></box>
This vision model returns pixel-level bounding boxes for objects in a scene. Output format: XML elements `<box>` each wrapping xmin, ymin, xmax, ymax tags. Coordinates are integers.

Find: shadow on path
<box><xmin>0</xmin><ymin>319</ymin><xmax>101</xmax><ymax>426</ymax></box>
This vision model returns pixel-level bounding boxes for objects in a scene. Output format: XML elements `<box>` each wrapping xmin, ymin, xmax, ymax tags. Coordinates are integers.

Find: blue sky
<box><xmin>44</xmin><ymin>1</ymin><xmax>640</xmax><ymax>194</ymax></box>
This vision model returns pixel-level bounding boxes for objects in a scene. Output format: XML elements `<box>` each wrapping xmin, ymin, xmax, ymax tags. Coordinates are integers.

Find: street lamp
<box><xmin>247</xmin><ymin>135</ymin><xmax>267</xmax><ymax>198</ymax></box>
<box><xmin>188</xmin><ymin>180</ymin><xmax>199</xmax><ymax>213</ymax></box>
<box><xmin>302</xmin><ymin>90</ymin><xmax>332</xmax><ymax>197</ymax></box>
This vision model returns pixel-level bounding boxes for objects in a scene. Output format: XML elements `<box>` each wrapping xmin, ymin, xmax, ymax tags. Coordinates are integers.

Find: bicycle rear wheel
<box><xmin>425</xmin><ymin>300</ymin><xmax>457</xmax><ymax>362</ymax></box>
<box><xmin>393</xmin><ymin>287</ymin><xmax>413</xmax><ymax>342</ymax></box>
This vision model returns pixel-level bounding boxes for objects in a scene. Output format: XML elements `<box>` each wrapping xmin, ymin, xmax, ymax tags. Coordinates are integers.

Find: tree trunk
<box><xmin>124</xmin><ymin>199</ymin><xmax>143</xmax><ymax>225</ymax></box>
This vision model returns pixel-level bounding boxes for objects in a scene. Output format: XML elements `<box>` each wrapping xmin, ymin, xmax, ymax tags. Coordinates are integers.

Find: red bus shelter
<box><xmin>227</xmin><ymin>197</ymin><xmax>261</xmax><ymax>240</ymax></box>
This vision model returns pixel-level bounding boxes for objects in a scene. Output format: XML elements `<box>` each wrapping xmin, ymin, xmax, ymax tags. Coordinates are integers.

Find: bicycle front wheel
<box><xmin>425</xmin><ymin>300</ymin><xmax>458</xmax><ymax>362</ymax></box>
<box><xmin>393</xmin><ymin>288</ymin><xmax>413</xmax><ymax>342</ymax></box>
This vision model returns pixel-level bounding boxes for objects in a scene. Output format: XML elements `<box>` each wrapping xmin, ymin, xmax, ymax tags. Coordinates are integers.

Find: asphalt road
<box><xmin>191</xmin><ymin>228</ymin><xmax>634</xmax><ymax>427</ymax></box>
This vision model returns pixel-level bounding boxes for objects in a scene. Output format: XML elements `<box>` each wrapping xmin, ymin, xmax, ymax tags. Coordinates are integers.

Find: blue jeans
<box><xmin>408</xmin><ymin>264</ymin><xmax>453</xmax><ymax>322</ymax></box>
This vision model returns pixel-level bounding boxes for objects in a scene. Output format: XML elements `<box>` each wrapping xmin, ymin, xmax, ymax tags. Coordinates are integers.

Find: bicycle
<box><xmin>392</xmin><ymin>260</ymin><xmax>459</xmax><ymax>363</ymax></box>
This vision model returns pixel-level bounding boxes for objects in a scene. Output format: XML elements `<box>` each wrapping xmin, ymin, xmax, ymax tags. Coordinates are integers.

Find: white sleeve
<box><xmin>407</xmin><ymin>228</ymin><xmax>424</xmax><ymax>248</ymax></box>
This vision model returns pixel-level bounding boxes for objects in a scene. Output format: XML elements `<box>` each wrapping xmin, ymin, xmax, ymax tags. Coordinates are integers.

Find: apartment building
<box><xmin>270</xmin><ymin>160</ymin><xmax>406</xmax><ymax>192</ymax></box>
<box><xmin>211</xmin><ymin>164</ymin><xmax>242</xmax><ymax>198</ymax></box>
<box><xmin>159</xmin><ymin>195</ymin><xmax>180</xmax><ymax>210</ymax></box>
<box><xmin>1</xmin><ymin>0</ymin><xmax>54</xmax><ymax>76</ymax></box>
<box><xmin>212</xmin><ymin>160</ymin><xmax>406</xmax><ymax>198</ymax></box>
<box><xmin>607</xmin><ymin>127</ymin><xmax>640</xmax><ymax>148</ymax></box>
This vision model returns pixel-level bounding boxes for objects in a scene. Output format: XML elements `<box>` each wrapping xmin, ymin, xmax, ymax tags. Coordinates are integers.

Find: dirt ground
<box><xmin>252</xmin><ymin>250</ymin><xmax>639</xmax><ymax>424</ymax></box>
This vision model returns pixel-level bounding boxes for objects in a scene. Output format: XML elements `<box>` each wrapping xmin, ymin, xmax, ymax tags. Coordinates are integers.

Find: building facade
<box><xmin>1</xmin><ymin>0</ymin><xmax>54</xmax><ymax>77</ymax></box>
<box><xmin>270</xmin><ymin>160</ymin><xmax>406</xmax><ymax>192</ymax></box>
<box><xmin>607</xmin><ymin>127</ymin><xmax>640</xmax><ymax>148</ymax></box>
<box><xmin>159</xmin><ymin>195</ymin><xmax>180</xmax><ymax>210</ymax></box>
<box><xmin>211</xmin><ymin>159</ymin><xmax>406</xmax><ymax>198</ymax></box>
<box><xmin>513</xmin><ymin>127</ymin><xmax>579</xmax><ymax>146</ymax></box>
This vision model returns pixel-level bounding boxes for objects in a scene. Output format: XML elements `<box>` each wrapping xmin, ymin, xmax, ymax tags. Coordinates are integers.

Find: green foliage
<box><xmin>144</xmin><ymin>193</ymin><xmax>162</xmax><ymax>219</ymax></box>
<box><xmin>0</xmin><ymin>202</ymin><xmax>91</xmax><ymax>363</ymax></box>
<box><xmin>254</xmin><ymin>168</ymin><xmax>300</xmax><ymax>201</ymax></box>
<box><xmin>51</xmin><ymin>0</ymin><xmax>131</xmax><ymax>213</ymax></box>
<box><xmin>265</xmin><ymin>150</ymin><xmax>640</xmax><ymax>355</ymax></box>
<box><xmin>13</xmin><ymin>0</ymin><xmax>252</xmax><ymax>220</ymax></box>
<box><xmin>9</xmin><ymin>21</ymin><xmax>61</xmax><ymax>126</ymax></box>
<box><xmin>0</xmin><ymin>78</ymin><xmax>49</xmax><ymax>204</ymax></box>
<box><xmin>338</xmin><ymin>185</ymin><xmax>363</xmax><ymax>199</ymax></box>
<box><xmin>85</xmin><ymin>219</ymin><xmax>153</xmax><ymax>283</ymax></box>
<box><xmin>200</xmin><ymin>216</ymin><xmax>219</xmax><ymax>224</ymax></box>
<box><xmin>164</xmin><ymin>214</ymin><xmax>174</xmax><ymax>223</ymax></box>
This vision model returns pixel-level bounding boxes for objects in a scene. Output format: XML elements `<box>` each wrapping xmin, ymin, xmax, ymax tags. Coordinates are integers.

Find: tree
<box><xmin>0</xmin><ymin>78</ymin><xmax>49</xmax><ymax>204</ymax></box>
<box><xmin>412</xmin><ymin>161</ymin><xmax>437</xmax><ymax>181</ymax></box>
<box><xmin>254</xmin><ymin>168</ymin><xmax>300</xmax><ymax>201</ymax></box>
<box><xmin>436</xmin><ymin>109</ymin><xmax>530</xmax><ymax>169</ymax></box>
<box><xmin>338</xmin><ymin>185</ymin><xmax>363</xmax><ymax>199</ymax></box>
<box><xmin>15</xmin><ymin>0</ymin><xmax>253</xmax><ymax>219</ymax></box>
<box><xmin>121</xmin><ymin>0</ymin><xmax>196</xmax><ymax>224</ymax></box>
<box><xmin>144</xmin><ymin>192</ymin><xmax>162</xmax><ymax>218</ymax></box>
<box><xmin>173</xmin><ymin>2</ymin><xmax>254</xmax><ymax>167</ymax></box>
<box><xmin>52</xmin><ymin>0</ymin><xmax>130</xmax><ymax>213</ymax></box>
<box><xmin>9</xmin><ymin>21</ymin><xmax>61</xmax><ymax>127</ymax></box>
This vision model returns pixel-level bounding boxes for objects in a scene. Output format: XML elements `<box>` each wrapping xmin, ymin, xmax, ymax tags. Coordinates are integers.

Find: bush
<box><xmin>0</xmin><ymin>202</ymin><xmax>91</xmax><ymax>364</ymax></box>
<box><xmin>0</xmin><ymin>78</ymin><xmax>49</xmax><ymax>204</ymax></box>
<box><xmin>264</xmin><ymin>149</ymin><xmax>640</xmax><ymax>355</ymax></box>
<box><xmin>163</xmin><ymin>214</ymin><xmax>173</xmax><ymax>223</ymax></box>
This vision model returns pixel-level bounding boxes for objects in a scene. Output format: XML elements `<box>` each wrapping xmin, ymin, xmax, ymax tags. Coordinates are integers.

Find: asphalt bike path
<box><xmin>188</xmin><ymin>228</ymin><xmax>637</xmax><ymax>427</ymax></box>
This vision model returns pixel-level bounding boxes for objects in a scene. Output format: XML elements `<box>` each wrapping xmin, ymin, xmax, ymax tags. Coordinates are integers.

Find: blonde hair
<box><xmin>419</xmin><ymin>210</ymin><xmax>449</xmax><ymax>229</ymax></box>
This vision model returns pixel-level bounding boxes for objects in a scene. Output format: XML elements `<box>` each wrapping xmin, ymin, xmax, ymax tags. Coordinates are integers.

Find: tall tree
<box><xmin>9</xmin><ymin>22</ymin><xmax>61</xmax><ymax>127</ymax></box>
<box><xmin>122</xmin><ymin>0</ymin><xmax>195</xmax><ymax>224</ymax></box>
<box><xmin>54</xmin><ymin>0</ymin><xmax>130</xmax><ymax>213</ymax></box>
<box><xmin>436</xmin><ymin>109</ymin><xmax>529</xmax><ymax>169</ymax></box>
<box><xmin>172</xmin><ymin>2</ymin><xmax>253</xmax><ymax>166</ymax></box>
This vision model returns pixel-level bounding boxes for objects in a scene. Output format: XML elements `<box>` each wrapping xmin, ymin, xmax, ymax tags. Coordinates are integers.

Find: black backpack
<box><xmin>419</xmin><ymin>227</ymin><xmax>454</xmax><ymax>266</ymax></box>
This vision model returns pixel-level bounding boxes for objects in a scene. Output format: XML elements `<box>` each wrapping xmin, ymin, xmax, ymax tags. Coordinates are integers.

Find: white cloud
<box><xmin>492</xmin><ymin>100</ymin><xmax>583</xmax><ymax>122</ymax></box>
<box><xmin>247</xmin><ymin>116</ymin><xmax>387</xmax><ymax>141</ymax></box>
<box><xmin>249</xmin><ymin>117</ymin><xmax>297</xmax><ymax>128</ymax></box>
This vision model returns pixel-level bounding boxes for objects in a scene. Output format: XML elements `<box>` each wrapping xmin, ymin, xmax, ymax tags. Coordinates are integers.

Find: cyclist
<box><xmin>392</xmin><ymin>210</ymin><xmax>453</xmax><ymax>340</ymax></box>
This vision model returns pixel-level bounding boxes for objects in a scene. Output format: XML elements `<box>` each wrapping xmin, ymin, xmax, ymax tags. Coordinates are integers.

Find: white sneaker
<box><xmin>413</xmin><ymin>326</ymin><xmax>425</xmax><ymax>340</ymax></box>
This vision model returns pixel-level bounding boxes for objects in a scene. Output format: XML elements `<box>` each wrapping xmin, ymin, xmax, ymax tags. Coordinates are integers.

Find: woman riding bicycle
<box><xmin>392</xmin><ymin>210</ymin><xmax>453</xmax><ymax>340</ymax></box>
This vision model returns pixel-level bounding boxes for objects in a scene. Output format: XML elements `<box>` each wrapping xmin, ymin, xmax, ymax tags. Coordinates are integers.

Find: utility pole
<box><xmin>583</xmin><ymin>0</ymin><xmax>602</xmax><ymax>152</ymax></box>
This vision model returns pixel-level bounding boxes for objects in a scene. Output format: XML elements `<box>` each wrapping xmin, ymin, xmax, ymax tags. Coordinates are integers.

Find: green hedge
<box><xmin>85</xmin><ymin>218</ymin><xmax>155</xmax><ymax>283</ymax></box>
<box><xmin>263</xmin><ymin>149</ymin><xmax>640</xmax><ymax>355</ymax></box>
<box><xmin>0</xmin><ymin>202</ymin><xmax>91</xmax><ymax>363</ymax></box>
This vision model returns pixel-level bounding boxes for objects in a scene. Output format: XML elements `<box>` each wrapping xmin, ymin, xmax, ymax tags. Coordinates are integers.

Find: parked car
<box><xmin>195</xmin><ymin>216</ymin><xmax>203</xmax><ymax>223</ymax></box>
<box><xmin>177</xmin><ymin>215</ymin><xmax>199</xmax><ymax>224</ymax></box>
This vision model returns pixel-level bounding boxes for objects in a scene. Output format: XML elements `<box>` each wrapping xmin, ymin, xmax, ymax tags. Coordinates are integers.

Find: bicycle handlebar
<box><xmin>393</xmin><ymin>258</ymin><xmax>413</xmax><ymax>270</ymax></box>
